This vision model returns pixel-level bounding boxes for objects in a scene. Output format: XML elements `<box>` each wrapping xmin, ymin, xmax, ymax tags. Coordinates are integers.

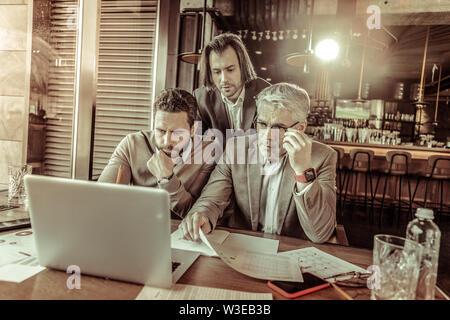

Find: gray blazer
<box><xmin>188</xmin><ymin>136</ymin><xmax>337</xmax><ymax>243</ymax></box>
<box><xmin>98</xmin><ymin>131</ymin><xmax>216</xmax><ymax>219</ymax></box>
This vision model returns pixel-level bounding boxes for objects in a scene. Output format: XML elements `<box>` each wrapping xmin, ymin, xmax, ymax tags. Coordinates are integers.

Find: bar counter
<box><xmin>321</xmin><ymin>140</ymin><xmax>449</xmax><ymax>161</ymax></box>
<box><xmin>320</xmin><ymin>140</ymin><xmax>450</xmax><ymax>208</ymax></box>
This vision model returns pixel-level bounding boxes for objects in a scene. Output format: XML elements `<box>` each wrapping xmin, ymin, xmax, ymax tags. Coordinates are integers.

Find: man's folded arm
<box><xmin>293</xmin><ymin>150</ymin><xmax>337</xmax><ymax>243</ymax></box>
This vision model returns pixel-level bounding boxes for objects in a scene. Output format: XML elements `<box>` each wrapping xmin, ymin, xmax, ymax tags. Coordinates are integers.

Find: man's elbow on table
<box><xmin>304</xmin><ymin>219</ymin><xmax>336</xmax><ymax>244</ymax></box>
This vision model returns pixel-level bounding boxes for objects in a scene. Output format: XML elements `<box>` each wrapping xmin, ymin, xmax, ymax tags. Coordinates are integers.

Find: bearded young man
<box><xmin>98</xmin><ymin>88</ymin><xmax>217</xmax><ymax>218</ymax></box>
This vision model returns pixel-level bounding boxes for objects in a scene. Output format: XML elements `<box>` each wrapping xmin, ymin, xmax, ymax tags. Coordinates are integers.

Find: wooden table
<box><xmin>0</xmin><ymin>220</ymin><xmax>375</xmax><ymax>300</ymax></box>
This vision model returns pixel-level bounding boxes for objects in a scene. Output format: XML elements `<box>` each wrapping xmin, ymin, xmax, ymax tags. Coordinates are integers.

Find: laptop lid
<box><xmin>24</xmin><ymin>175</ymin><xmax>172</xmax><ymax>288</ymax></box>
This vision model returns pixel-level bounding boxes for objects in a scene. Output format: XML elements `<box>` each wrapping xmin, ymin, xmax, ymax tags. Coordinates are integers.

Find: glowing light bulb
<box><xmin>315</xmin><ymin>39</ymin><xmax>339</xmax><ymax>61</ymax></box>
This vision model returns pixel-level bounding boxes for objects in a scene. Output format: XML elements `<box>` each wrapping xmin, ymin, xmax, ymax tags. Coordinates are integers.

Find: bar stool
<box><xmin>331</xmin><ymin>146</ymin><xmax>345</xmax><ymax>223</ymax></box>
<box><xmin>373</xmin><ymin>151</ymin><xmax>413</xmax><ymax>228</ymax></box>
<box><xmin>342</xmin><ymin>149</ymin><xmax>375</xmax><ymax>222</ymax></box>
<box><xmin>413</xmin><ymin>155</ymin><xmax>450</xmax><ymax>220</ymax></box>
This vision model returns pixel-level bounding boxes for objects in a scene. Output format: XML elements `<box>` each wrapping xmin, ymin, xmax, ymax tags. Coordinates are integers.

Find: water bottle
<box><xmin>405</xmin><ymin>208</ymin><xmax>441</xmax><ymax>300</ymax></box>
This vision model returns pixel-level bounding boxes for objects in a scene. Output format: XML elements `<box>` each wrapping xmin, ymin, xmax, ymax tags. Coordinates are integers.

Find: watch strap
<box><xmin>294</xmin><ymin>168</ymin><xmax>316</xmax><ymax>183</ymax></box>
<box><xmin>158</xmin><ymin>172</ymin><xmax>174</xmax><ymax>184</ymax></box>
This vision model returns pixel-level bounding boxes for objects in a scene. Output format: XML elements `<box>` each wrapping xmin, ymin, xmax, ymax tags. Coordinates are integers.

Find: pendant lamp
<box><xmin>179</xmin><ymin>0</ymin><xmax>207</xmax><ymax>64</ymax></box>
<box><xmin>414</xmin><ymin>26</ymin><xmax>431</xmax><ymax>137</ymax></box>
<box><xmin>352</xmin><ymin>31</ymin><xmax>368</xmax><ymax>103</ymax></box>
<box><xmin>284</xmin><ymin>0</ymin><xmax>315</xmax><ymax>73</ymax></box>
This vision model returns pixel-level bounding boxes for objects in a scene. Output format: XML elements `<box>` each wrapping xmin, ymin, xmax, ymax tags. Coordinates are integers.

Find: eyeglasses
<box><xmin>324</xmin><ymin>271</ymin><xmax>372</xmax><ymax>288</ymax></box>
<box><xmin>253</xmin><ymin>118</ymin><xmax>300</xmax><ymax>133</ymax></box>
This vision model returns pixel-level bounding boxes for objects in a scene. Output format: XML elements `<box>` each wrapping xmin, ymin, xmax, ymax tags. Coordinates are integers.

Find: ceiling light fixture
<box><xmin>179</xmin><ymin>0</ymin><xmax>207</xmax><ymax>64</ymax></box>
<box><xmin>315</xmin><ymin>39</ymin><xmax>339</xmax><ymax>61</ymax></box>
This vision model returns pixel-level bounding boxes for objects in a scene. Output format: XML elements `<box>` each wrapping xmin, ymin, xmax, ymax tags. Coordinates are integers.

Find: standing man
<box><xmin>179</xmin><ymin>83</ymin><xmax>337</xmax><ymax>243</ymax></box>
<box><xmin>194</xmin><ymin>33</ymin><xmax>270</xmax><ymax>137</ymax></box>
<box><xmin>98</xmin><ymin>88</ymin><xmax>217</xmax><ymax>219</ymax></box>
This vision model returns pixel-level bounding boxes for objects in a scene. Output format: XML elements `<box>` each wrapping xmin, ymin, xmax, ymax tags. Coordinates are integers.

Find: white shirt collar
<box><xmin>258</xmin><ymin>141</ymin><xmax>287</xmax><ymax>175</ymax></box>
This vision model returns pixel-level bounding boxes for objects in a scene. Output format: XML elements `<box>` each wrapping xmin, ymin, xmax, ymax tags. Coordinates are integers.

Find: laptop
<box><xmin>24</xmin><ymin>175</ymin><xmax>199</xmax><ymax>288</ymax></box>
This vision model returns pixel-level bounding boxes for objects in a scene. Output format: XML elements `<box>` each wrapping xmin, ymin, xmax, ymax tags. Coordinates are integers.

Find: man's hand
<box><xmin>178</xmin><ymin>212</ymin><xmax>211</xmax><ymax>242</ymax></box>
<box><xmin>147</xmin><ymin>149</ymin><xmax>174</xmax><ymax>180</ymax></box>
<box><xmin>283</xmin><ymin>128</ymin><xmax>313</xmax><ymax>174</ymax></box>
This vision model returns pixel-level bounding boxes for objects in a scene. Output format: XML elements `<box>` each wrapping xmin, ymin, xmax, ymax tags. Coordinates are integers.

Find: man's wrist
<box><xmin>157</xmin><ymin>172</ymin><xmax>174</xmax><ymax>184</ymax></box>
<box><xmin>294</xmin><ymin>162</ymin><xmax>313</xmax><ymax>175</ymax></box>
<box><xmin>296</xmin><ymin>180</ymin><xmax>312</xmax><ymax>189</ymax></box>
<box><xmin>294</xmin><ymin>167</ymin><xmax>316</xmax><ymax>183</ymax></box>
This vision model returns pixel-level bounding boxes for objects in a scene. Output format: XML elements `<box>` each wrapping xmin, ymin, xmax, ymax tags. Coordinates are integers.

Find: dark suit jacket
<box><xmin>193</xmin><ymin>78</ymin><xmax>270</xmax><ymax>137</ymax></box>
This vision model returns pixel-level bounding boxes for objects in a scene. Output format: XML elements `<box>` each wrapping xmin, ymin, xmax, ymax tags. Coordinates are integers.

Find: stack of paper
<box><xmin>172</xmin><ymin>228</ymin><xmax>302</xmax><ymax>282</ymax></box>
<box><xmin>171</xmin><ymin>228</ymin><xmax>229</xmax><ymax>257</ymax></box>
<box><xmin>279</xmin><ymin>247</ymin><xmax>368</xmax><ymax>281</ymax></box>
<box><xmin>200</xmin><ymin>230</ymin><xmax>303</xmax><ymax>282</ymax></box>
<box><xmin>136</xmin><ymin>283</ymin><xmax>273</xmax><ymax>300</ymax></box>
<box><xmin>171</xmin><ymin>228</ymin><xmax>280</xmax><ymax>256</ymax></box>
<box><xmin>0</xmin><ymin>230</ymin><xmax>45</xmax><ymax>283</ymax></box>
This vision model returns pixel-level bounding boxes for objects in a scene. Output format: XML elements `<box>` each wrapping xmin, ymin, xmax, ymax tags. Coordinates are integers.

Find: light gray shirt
<box><xmin>221</xmin><ymin>86</ymin><xmax>245</xmax><ymax>130</ymax></box>
<box><xmin>259</xmin><ymin>155</ymin><xmax>286</xmax><ymax>234</ymax></box>
<box><xmin>258</xmin><ymin>152</ymin><xmax>316</xmax><ymax>235</ymax></box>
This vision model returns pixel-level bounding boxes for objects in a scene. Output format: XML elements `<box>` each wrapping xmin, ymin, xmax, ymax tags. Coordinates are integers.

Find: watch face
<box><xmin>305</xmin><ymin>169</ymin><xmax>316</xmax><ymax>181</ymax></box>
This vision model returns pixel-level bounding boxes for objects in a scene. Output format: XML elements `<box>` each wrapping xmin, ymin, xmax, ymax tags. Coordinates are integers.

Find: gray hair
<box><xmin>255</xmin><ymin>82</ymin><xmax>310</xmax><ymax>123</ymax></box>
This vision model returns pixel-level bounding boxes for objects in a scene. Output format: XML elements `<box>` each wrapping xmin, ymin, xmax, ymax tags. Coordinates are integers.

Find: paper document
<box><xmin>136</xmin><ymin>284</ymin><xmax>273</xmax><ymax>300</ymax></box>
<box><xmin>0</xmin><ymin>229</ymin><xmax>45</xmax><ymax>283</ymax></box>
<box><xmin>222</xmin><ymin>233</ymin><xmax>279</xmax><ymax>254</ymax></box>
<box><xmin>171</xmin><ymin>228</ymin><xmax>229</xmax><ymax>257</ymax></box>
<box><xmin>280</xmin><ymin>247</ymin><xmax>368</xmax><ymax>281</ymax></box>
<box><xmin>0</xmin><ymin>264</ymin><xmax>45</xmax><ymax>283</ymax></box>
<box><xmin>171</xmin><ymin>228</ymin><xmax>279</xmax><ymax>257</ymax></box>
<box><xmin>200</xmin><ymin>230</ymin><xmax>303</xmax><ymax>282</ymax></box>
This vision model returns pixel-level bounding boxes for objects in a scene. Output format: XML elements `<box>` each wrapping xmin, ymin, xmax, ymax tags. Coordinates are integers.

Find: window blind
<box><xmin>91</xmin><ymin>0</ymin><xmax>158</xmax><ymax>179</ymax></box>
<box><xmin>45</xmin><ymin>0</ymin><xmax>79</xmax><ymax>178</ymax></box>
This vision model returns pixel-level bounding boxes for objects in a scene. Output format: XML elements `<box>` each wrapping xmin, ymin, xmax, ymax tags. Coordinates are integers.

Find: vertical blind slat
<box><xmin>44</xmin><ymin>0</ymin><xmax>79</xmax><ymax>178</ymax></box>
<box><xmin>91</xmin><ymin>1</ymin><xmax>158</xmax><ymax>179</ymax></box>
<box><xmin>45</xmin><ymin>0</ymin><xmax>158</xmax><ymax>179</ymax></box>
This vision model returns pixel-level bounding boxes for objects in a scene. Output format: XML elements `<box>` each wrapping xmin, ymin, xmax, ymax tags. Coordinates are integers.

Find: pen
<box><xmin>115</xmin><ymin>165</ymin><xmax>123</xmax><ymax>184</ymax></box>
<box><xmin>331</xmin><ymin>283</ymin><xmax>354</xmax><ymax>300</ymax></box>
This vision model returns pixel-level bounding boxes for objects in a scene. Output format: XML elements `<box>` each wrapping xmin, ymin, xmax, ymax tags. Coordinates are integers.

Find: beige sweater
<box><xmin>98</xmin><ymin>130</ymin><xmax>216</xmax><ymax>218</ymax></box>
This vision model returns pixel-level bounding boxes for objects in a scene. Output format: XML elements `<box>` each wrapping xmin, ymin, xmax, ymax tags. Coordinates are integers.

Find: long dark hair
<box><xmin>199</xmin><ymin>33</ymin><xmax>257</xmax><ymax>89</ymax></box>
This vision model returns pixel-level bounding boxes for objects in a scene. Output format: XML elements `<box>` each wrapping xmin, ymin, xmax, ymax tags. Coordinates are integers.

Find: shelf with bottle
<box><xmin>383</xmin><ymin>112</ymin><xmax>415</xmax><ymax>122</ymax></box>
<box><xmin>384</xmin><ymin>120</ymin><xmax>415</xmax><ymax>124</ymax></box>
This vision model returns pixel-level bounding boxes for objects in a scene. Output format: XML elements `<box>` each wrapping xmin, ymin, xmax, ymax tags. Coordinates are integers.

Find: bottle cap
<box><xmin>415</xmin><ymin>208</ymin><xmax>434</xmax><ymax>219</ymax></box>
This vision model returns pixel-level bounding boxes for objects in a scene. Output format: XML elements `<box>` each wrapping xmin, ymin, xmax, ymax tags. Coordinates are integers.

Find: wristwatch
<box><xmin>158</xmin><ymin>173</ymin><xmax>174</xmax><ymax>185</ymax></box>
<box><xmin>294</xmin><ymin>168</ymin><xmax>317</xmax><ymax>183</ymax></box>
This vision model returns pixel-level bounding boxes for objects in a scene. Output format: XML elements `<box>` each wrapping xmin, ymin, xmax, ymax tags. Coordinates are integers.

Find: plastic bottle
<box><xmin>405</xmin><ymin>208</ymin><xmax>441</xmax><ymax>300</ymax></box>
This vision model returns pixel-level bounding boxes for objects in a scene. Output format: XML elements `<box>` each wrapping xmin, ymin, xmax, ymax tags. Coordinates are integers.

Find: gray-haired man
<box><xmin>179</xmin><ymin>82</ymin><xmax>337</xmax><ymax>243</ymax></box>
